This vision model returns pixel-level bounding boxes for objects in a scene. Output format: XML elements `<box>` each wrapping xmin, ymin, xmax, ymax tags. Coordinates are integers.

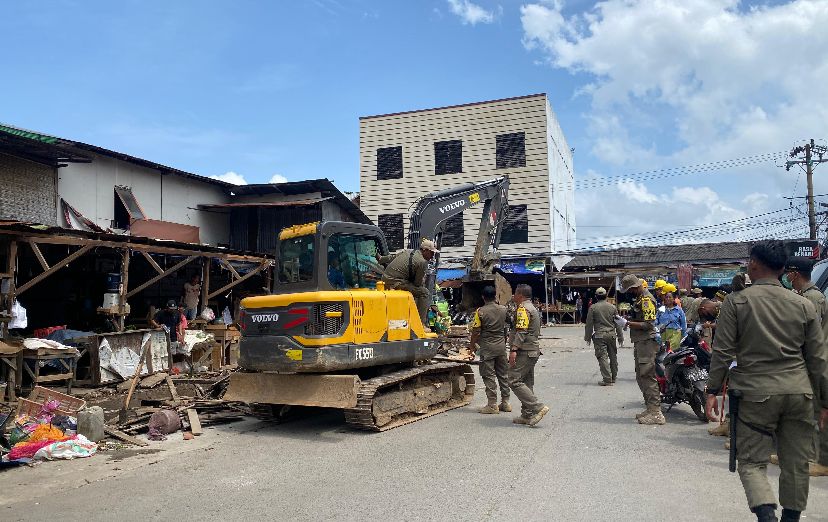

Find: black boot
<box><xmin>780</xmin><ymin>508</ymin><xmax>800</xmax><ymax>522</ymax></box>
<box><xmin>752</xmin><ymin>504</ymin><xmax>778</xmax><ymax>522</ymax></box>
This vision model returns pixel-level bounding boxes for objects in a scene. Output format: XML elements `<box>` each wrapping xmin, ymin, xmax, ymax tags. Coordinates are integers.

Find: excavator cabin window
<box><xmin>327</xmin><ymin>234</ymin><xmax>384</xmax><ymax>290</ymax></box>
<box><xmin>279</xmin><ymin>234</ymin><xmax>315</xmax><ymax>283</ymax></box>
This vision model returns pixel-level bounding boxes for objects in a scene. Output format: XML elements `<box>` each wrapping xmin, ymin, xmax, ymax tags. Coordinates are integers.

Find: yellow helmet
<box><xmin>640</xmin><ymin>279</ymin><xmax>648</xmax><ymax>288</ymax></box>
<box><xmin>664</xmin><ymin>283</ymin><xmax>677</xmax><ymax>294</ymax></box>
<box><xmin>654</xmin><ymin>279</ymin><xmax>667</xmax><ymax>289</ymax></box>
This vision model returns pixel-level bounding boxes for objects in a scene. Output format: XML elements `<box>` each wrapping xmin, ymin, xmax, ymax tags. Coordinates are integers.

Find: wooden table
<box><xmin>548</xmin><ymin>310</ymin><xmax>578</xmax><ymax>324</ymax></box>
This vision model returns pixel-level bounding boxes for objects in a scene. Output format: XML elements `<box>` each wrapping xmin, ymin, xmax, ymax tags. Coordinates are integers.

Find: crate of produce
<box><xmin>16</xmin><ymin>386</ymin><xmax>86</xmax><ymax>417</ymax></box>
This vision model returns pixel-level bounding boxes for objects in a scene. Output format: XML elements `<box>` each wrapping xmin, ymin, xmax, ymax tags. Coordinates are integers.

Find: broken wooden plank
<box><xmin>104</xmin><ymin>426</ymin><xmax>149</xmax><ymax>447</ymax></box>
<box><xmin>186</xmin><ymin>408</ymin><xmax>203</xmax><ymax>436</ymax></box>
<box><xmin>166</xmin><ymin>375</ymin><xmax>181</xmax><ymax>405</ymax></box>
<box><xmin>139</xmin><ymin>371</ymin><xmax>169</xmax><ymax>389</ymax></box>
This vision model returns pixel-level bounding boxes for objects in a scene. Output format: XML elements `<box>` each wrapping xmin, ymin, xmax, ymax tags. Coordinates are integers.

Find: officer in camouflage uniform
<box><xmin>785</xmin><ymin>257</ymin><xmax>828</xmax><ymax>477</ymax></box>
<box><xmin>469</xmin><ymin>285</ymin><xmax>511</xmax><ymax>415</ymax></box>
<box><xmin>686</xmin><ymin>288</ymin><xmax>704</xmax><ymax>326</ymax></box>
<box><xmin>706</xmin><ymin>241</ymin><xmax>827</xmax><ymax>521</ymax></box>
<box><xmin>584</xmin><ymin>287</ymin><xmax>619</xmax><ymax>386</ymax></box>
<box><xmin>380</xmin><ymin>239</ymin><xmax>438</xmax><ymax>327</ymax></box>
<box><xmin>509</xmin><ymin>284</ymin><xmax>550</xmax><ymax>427</ymax></box>
<box><xmin>619</xmin><ymin>274</ymin><xmax>665</xmax><ymax>425</ymax></box>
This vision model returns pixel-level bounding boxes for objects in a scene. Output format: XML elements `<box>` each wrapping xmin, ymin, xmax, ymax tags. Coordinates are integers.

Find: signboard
<box><xmin>499</xmin><ymin>258</ymin><xmax>546</xmax><ymax>275</ymax></box>
<box><xmin>694</xmin><ymin>268</ymin><xmax>743</xmax><ymax>288</ymax></box>
<box><xmin>786</xmin><ymin>240</ymin><xmax>820</xmax><ymax>259</ymax></box>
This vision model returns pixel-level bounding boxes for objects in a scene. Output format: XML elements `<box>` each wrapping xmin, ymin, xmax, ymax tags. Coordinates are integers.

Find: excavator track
<box><xmin>344</xmin><ymin>361</ymin><xmax>476</xmax><ymax>432</ymax></box>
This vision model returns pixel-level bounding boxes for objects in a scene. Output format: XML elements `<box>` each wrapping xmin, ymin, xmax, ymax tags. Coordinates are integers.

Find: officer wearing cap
<box><xmin>469</xmin><ymin>285</ymin><xmax>511</xmax><ymax>415</ymax></box>
<box><xmin>785</xmin><ymin>256</ymin><xmax>828</xmax><ymax>477</ymax></box>
<box><xmin>619</xmin><ymin>274</ymin><xmax>665</xmax><ymax>425</ymax></box>
<box><xmin>679</xmin><ymin>288</ymin><xmax>694</xmax><ymax>312</ymax></box>
<box><xmin>380</xmin><ymin>239</ymin><xmax>439</xmax><ymax>327</ymax></box>
<box><xmin>686</xmin><ymin>288</ymin><xmax>704</xmax><ymax>326</ymax></box>
<box><xmin>584</xmin><ymin>287</ymin><xmax>621</xmax><ymax>385</ymax></box>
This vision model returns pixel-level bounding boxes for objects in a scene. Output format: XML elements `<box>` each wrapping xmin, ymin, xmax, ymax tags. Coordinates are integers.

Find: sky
<box><xmin>2</xmin><ymin>0</ymin><xmax>827</xmax><ymax>249</ymax></box>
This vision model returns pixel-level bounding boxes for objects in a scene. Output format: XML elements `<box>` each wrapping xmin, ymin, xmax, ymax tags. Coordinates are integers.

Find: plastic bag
<box><xmin>9</xmin><ymin>300</ymin><xmax>27</xmax><ymax>329</ymax></box>
<box><xmin>32</xmin><ymin>434</ymin><xmax>97</xmax><ymax>460</ymax></box>
<box><xmin>200</xmin><ymin>307</ymin><xmax>215</xmax><ymax>321</ymax></box>
<box><xmin>222</xmin><ymin>306</ymin><xmax>232</xmax><ymax>325</ymax></box>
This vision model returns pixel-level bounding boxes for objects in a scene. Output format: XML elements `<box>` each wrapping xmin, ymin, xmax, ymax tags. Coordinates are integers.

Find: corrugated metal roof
<box><xmin>564</xmin><ymin>241</ymin><xmax>755</xmax><ymax>269</ymax></box>
<box><xmin>198</xmin><ymin>197</ymin><xmax>332</xmax><ymax>209</ymax></box>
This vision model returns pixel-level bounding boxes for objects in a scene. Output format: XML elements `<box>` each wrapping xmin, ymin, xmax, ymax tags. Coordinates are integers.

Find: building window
<box><xmin>440</xmin><ymin>214</ymin><xmax>464</xmax><ymax>247</ymax></box>
<box><xmin>377</xmin><ymin>146</ymin><xmax>403</xmax><ymax>180</ymax></box>
<box><xmin>378</xmin><ymin>213</ymin><xmax>404</xmax><ymax>251</ymax></box>
<box><xmin>501</xmin><ymin>205</ymin><xmax>528</xmax><ymax>244</ymax></box>
<box><xmin>434</xmin><ymin>140</ymin><xmax>462</xmax><ymax>175</ymax></box>
<box><xmin>496</xmin><ymin>132</ymin><xmax>526</xmax><ymax>169</ymax></box>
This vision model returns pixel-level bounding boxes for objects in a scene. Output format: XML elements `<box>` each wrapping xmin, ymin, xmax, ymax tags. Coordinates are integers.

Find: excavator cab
<box><xmin>275</xmin><ymin>221</ymin><xmax>388</xmax><ymax>293</ymax></box>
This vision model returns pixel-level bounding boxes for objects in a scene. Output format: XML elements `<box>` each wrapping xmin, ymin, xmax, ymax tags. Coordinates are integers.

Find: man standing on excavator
<box><xmin>379</xmin><ymin>239</ymin><xmax>438</xmax><ymax>327</ymax></box>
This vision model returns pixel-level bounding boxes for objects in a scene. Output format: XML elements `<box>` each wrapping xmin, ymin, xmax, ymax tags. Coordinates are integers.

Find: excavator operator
<box><xmin>379</xmin><ymin>239</ymin><xmax>438</xmax><ymax>327</ymax></box>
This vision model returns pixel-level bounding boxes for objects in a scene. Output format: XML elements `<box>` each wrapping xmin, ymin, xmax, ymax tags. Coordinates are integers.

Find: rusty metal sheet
<box><xmin>224</xmin><ymin>373</ymin><xmax>360</xmax><ymax>409</ymax></box>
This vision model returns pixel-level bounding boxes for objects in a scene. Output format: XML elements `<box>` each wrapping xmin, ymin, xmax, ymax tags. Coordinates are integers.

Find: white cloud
<box><xmin>447</xmin><ymin>0</ymin><xmax>496</xmax><ymax>25</ymax></box>
<box><xmin>210</xmin><ymin>171</ymin><xmax>248</xmax><ymax>185</ymax></box>
<box><xmin>520</xmin><ymin>0</ymin><xmax>828</xmax><ymax>173</ymax></box>
<box><xmin>616</xmin><ymin>179</ymin><xmax>658</xmax><ymax>204</ymax></box>
<box><xmin>269</xmin><ymin>174</ymin><xmax>288</xmax><ymax>184</ymax></box>
<box><xmin>742</xmin><ymin>192</ymin><xmax>769</xmax><ymax>212</ymax></box>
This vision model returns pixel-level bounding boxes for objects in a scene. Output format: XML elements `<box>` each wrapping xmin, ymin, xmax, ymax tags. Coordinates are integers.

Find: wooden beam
<box><xmin>201</xmin><ymin>259</ymin><xmax>210</xmax><ymax>310</ymax></box>
<box><xmin>15</xmin><ymin>245</ymin><xmax>92</xmax><ymax>295</ymax></box>
<box><xmin>0</xmin><ymin>231</ymin><xmax>271</xmax><ymax>263</ymax></box>
<box><xmin>3</xmin><ymin>241</ymin><xmax>17</xmax><ymax>339</ymax></box>
<box><xmin>186</xmin><ymin>408</ymin><xmax>203</xmax><ymax>436</ymax></box>
<box><xmin>104</xmin><ymin>426</ymin><xmax>149</xmax><ymax>447</ymax></box>
<box><xmin>207</xmin><ymin>261</ymin><xmax>270</xmax><ymax>300</ymax></box>
<box><xmin>220</xmin><ymin>259</ymin><xmax>241</xmax><ymax>280</ymax></box>
<box><xmin>28</xmin><ymin>240</ymin><xmax>50</xmax><ymax>271</ymax></box>
<box><xmin>118</xmin><ymin>249</ymin><xmax>130</xmax><ymax>331</ymax></box>
<box><xmin>126</xmin><ymin>255</ymin><xmax>197</xmax><ymax>299</ymax></box>
<box><xmin>140</xmin><ymin>251</ymin><xmax>164</xmax><ymax>275</ymax></box>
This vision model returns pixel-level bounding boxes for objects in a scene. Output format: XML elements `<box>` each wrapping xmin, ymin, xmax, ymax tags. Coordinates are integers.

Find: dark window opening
<box><xmin>377</xmin><ymin>146</ymin><xmax>403</xmax><ymax>180</ymax></box>
<box><xmin>434</xmin><ymin>140</ymin><xmax>462</xmax><ymax>175</ymax></box>
<box><xmin>501</xmin><ymin>205</ymin><xmax>528</xmax><ymax>244</ymax></box>
<box><xmin>496</xmin><ymin>132</ymin><xmax>526</xmax><ymax>169</ymax></box>
<box><xmin>378</xmin><ymin>213</ymin><xmax>404</xmax><ymax>251</ymax></box>
<box><xmin>113</xmin><ymin>190</ymin><xmax>131</xmax><ymax>230</ymax></box>
<box><xmin>440</xmin><ymin>213</ymin><xmax>464</xmax><ymax>247</ymax></box>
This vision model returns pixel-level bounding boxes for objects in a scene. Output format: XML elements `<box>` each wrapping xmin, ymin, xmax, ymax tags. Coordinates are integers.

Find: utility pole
<box><xmin>786</xmin><ymin>139</ymin><xmax>828</xmax><ymax>240</ymax></box>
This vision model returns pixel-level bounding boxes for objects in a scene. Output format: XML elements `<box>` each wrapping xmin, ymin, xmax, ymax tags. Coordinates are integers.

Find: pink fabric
<box><xmin>8</xmin><ymin>439</ymin><xmax>55</xmax><ymax>460</ymax></box>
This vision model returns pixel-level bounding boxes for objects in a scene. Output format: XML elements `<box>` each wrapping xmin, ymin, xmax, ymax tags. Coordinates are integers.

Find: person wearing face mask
<box><xmin>784</xmin><ymin>257</ymin><xmax>828</xmax><ymax>478</ymax></box>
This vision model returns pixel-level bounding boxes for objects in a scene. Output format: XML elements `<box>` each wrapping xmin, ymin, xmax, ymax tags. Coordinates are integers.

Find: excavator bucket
<box><xmin>459</xmin><ymin>272</ymin><xmax>512</xmax><ymax>311</ymax></box>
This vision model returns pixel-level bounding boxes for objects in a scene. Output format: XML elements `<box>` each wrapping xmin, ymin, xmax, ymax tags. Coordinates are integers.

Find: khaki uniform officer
<box><xmin>509</xmin><ymin>284</ymin><xmax>550</xmax><ymax>427</ymax></box>
<box><xmin>469</xmin><ymin>285</ymin><xmax>512</xmax><ymax>415</ymax></box>
<box><xmin>584</xmin><ymin>287</ymin><xmax>619</xmax><ymax>385</ymax></box>
<box><xmin>619</xmin><ymin>274</ymin><xmax>665</xmax><ymax>425</ymax></box>
<box><xmin>785</xmin><ymin>257</ymin><xmax>828</xmax><ymax>477</ymax></box>
<box><xmin>380</xmin><ymin>239</ymin><xmax>439</xmax><ymax>327</ymax></box>
<box><xmin>707</xmin><ymin>241</ymin><xmax>827</xmax><ymax>522</ymax></box>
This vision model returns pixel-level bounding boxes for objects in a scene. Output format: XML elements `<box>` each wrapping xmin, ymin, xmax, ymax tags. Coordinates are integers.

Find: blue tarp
<box><xmin>436</xmin><ymin>268</ymin><xmax>466</xmax><ymax>282</ymax></box>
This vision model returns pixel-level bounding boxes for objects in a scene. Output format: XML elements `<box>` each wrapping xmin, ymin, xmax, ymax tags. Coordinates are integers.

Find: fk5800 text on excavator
<box><xmin>224</xmin><ymin>177</ymin><xmax>510</xmax><ymax>431</ymax></box>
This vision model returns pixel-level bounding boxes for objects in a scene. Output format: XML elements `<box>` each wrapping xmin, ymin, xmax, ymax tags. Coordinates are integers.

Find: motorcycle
<box><xmin>655</xmin><ymin>324</ymin><xmax>710</xmax><ymax>422</ymax></box>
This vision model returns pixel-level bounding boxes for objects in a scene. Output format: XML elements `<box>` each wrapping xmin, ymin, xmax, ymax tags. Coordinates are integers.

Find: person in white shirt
<box><xmin>182</xmin><ymin>275</ymin><xmax>201</xmax><ymax>320</ymax></box>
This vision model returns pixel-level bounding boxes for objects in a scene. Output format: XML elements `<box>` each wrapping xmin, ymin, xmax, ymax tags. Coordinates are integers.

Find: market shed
<box><xmin>0</xmin><ymin>222</ymin><xmax>273</xmax><ymax>338</ymax></box>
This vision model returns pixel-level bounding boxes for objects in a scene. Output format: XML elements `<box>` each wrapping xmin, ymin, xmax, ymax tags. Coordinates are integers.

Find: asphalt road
<box><xmin>3</xmin><ymin>325</ymin><xmax>827</xmax><ymax>521</ymax></box>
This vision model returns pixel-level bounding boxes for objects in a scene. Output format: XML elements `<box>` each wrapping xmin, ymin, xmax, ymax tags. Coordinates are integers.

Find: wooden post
<box><xmin>3</xmin><ymin>241</ymin><xmax>17</xmax><ymax>339</ymax></box>
<box><xmin>118</xmin><ymin>248</ymin><xmax>130</xmax><ymax>331</ymax></box>
<box><xmin>201</xmin><ymin>258</ymin><xmax>210</xmax><ymax>315</ymax></box>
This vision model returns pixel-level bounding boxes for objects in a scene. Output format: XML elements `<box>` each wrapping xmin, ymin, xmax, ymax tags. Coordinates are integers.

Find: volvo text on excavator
<box><xmin>224</xmin><ymin>177</ymin><xmax>510</xmax><ymax>431</ymax></box>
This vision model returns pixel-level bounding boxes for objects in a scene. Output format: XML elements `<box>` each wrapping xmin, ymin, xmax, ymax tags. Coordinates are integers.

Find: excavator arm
<box><xmin>406</xmin><ymin>176</ymin><xmax>509</xmax><ymax>274</ymax></box>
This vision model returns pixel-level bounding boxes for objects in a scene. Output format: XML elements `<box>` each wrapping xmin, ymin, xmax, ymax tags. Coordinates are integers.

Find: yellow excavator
<box><xmin>224</xmin><ymin>177</ymin><xmax>510</xmax><ymax>430</ymax></box>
